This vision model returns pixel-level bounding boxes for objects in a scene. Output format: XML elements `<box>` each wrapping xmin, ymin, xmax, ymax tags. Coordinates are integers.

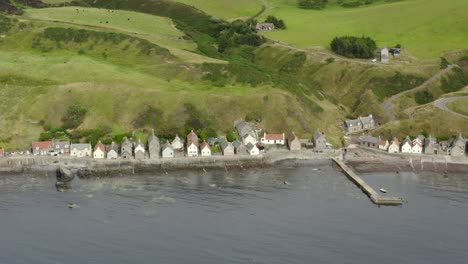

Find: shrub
<box><xmin>62</xmin><ymin>105</ymin><xmax>87</xmax><ymax>129</ymax></box>
<box><xmin>133</xmin><ymin>105</ymin><xmax>164</xmax><ymax>128</ymax></box>
<box><xmin>369</xmin><ymin>72</ymin><xmax>426</xmax><ymax>100</ymax></box>
<box><xmin>0</xmin><ymin>14</ymin><xmax>11</xmax><ymax>34</ymax></box>
<box><xmin>264</xmin><ymin>16</ymin><xmax>286</xmax><ymax>30</ymax></box>
<box><xmin>330</xmin><ymin>36</ymin><xmax>377</xmax><ymax>59</ymax></box>
<box><xmin>298</xmin><ymin>0</ymin><xmax>328</xmax><ymax>9</ymax></box>
<box><xmin>414</xmin><ymin>90</ymin><xmax>434</xmax><ymax>105</ymax></box>
<box><xmin>440</xmin><ymin>57</ymin><xmax>450</xmax><ymax>69</ymax></box>
<box><xmin>441</xmin><ymin>68</ymin><xmax>468</xmax><ymax>93</ymax></box>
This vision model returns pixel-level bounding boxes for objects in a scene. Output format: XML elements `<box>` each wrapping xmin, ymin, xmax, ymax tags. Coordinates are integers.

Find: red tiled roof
<box><xmin>200</xmin><ymin>141</ymin><xmax>209</xmax><ymax>149</ymax></box>
<box><xmin>0</xmin><ymin>148</ymin><xmax>4</xmax><ymax>156</ymax></box>
<box><xmin>32</xmin><ymin>141</ymin><xmax>53</xmax><ymax>149</ymax></box>
<box><xmin>94</xmin><ymin>142</ymin><xmax>106</xmax><ymax>152</ymax></box>
<box><xmin>187</xmin><ymin>130</ymin><xmax>199</xmax><ymax>147</ymax></box>
<box><xmin>264</xmin><ymin>133</ymin><xmax>284</xmax><ymax>141</ymax></box>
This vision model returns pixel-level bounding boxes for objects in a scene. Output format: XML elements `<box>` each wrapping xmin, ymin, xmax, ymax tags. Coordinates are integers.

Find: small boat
<box><xmin>379</xmin><ymin>188</ymin><xmax>387</xmax><ymax>193</ymax></box>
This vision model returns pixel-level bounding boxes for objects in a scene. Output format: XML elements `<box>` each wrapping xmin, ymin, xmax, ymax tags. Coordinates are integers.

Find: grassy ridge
<box><xmin>261</xmin><ymin>0</ymin><xmax>468</xmax><ymax>58</ymax></box>
<box><xmin>448</xmin><ymin>97</ymin><xmax>468</xmax><ymax>117</ymax></box>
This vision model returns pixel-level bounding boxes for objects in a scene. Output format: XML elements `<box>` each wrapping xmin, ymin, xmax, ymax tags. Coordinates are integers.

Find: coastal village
<box><xmin>0</xmin><ymin>121</ymin><xmax>332</xmax><ymax>160</ymax></box>
<box><xmin>0</xmin><ymin>116</ymin><xmax>466</xmax><ymax>160</ymax></box>
<box><xmin>344</xmin><ymin>114</ymin><xmax>468</xmax><ymax>156</ymax></box>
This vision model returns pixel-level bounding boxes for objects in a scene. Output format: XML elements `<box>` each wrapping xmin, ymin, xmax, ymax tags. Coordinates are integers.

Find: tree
<box><xmin>330</xmin><ymin>36</ymin><xmax>377</xmax><ymax>59</ymax></box>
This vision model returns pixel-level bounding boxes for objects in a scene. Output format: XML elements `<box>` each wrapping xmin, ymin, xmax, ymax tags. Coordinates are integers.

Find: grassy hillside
<box><xmin>261</xmin><ymin>0</ymin><xmax>468</xmax><ymax>58</ymax></box>
<box><xmin>175</xmin><ymin>0</ymin><xmax>264</xmax><ymax>20</ymax></box>
<box><xmin>0</xmin><ymin>0</ymin><xmax>467</xmax><ymax>150</ymax></box>
<box><xmin>23</xmin><ymin>7</ymin><xmax>224</xmax><ymax>63</ymax></box>
<box><xmin>448</xmin><ymin>98</ymin><xmax>468</xmax><ymax>116</ymax></box>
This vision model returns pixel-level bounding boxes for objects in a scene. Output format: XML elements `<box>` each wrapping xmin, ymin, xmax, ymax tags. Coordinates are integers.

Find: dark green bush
<box><xmin>62</xmin><ymin>105</ymin><xmax>87</xmax><ymax>129</ymax></box>
<box><xmin>414</xmin><ymin>90</ymin><xmax>434</xmax><ymax>105</ymax></box>
<box><xmin>330</xmin><ymin>36</ymin><xmax>377</xmax><ymax>59</ymax></box>
<box><xmin>298</xmin><ymin>0</ymin><xmax>328</xmax><ymax>9</ymax></box>
<box><xmin>441</xmin><ymin>68</ymin><xmax>468</xmax><ymax>93</ymax></box>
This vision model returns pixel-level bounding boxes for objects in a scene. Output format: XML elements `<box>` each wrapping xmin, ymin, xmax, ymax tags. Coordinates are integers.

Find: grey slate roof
<box><xmin>71</xmin><ymin>143</ymin><xmax>91</xmax><ymax>150</ymax></box>
<box><xmin>246</xmin><ymin>143</ymin><xmax>256</xmax><ymax>151</ymax></box>
<box><xmin>314</xmin><ymin>131</ymin><xmax>325</xmax><ymax>141</ymax></box>
<box><xmin>360</xmin><ymin>136</ymin><xmax>378</xmax><ymax>144</ymax></box>
<box><xmin>359</xmin><ymin>115</ymin><xmax>374</xmax><ymax>125</ymax></box>
<box><xmin>235</xmin><ymin>121</ymin><xmax>254</xmax><ymax>137</ymax></box>
<box><xmin>402</xmin><ymin>136</ymin><xmax>413</xmax><ymax>147</ymax></box>
<box><xmin>232</xmin><ymin>140</ymin><xmax>242</xmax><ymax>148</ymax></box>
<box><xmin>106</xmin><ymin>142</ymin><xmax>119</xmax><ymax>153</ymax></box>
<box><xmin>344</xmin><ymin>119</ymin><xmax>361</xmax><ymax>127</ymax></box>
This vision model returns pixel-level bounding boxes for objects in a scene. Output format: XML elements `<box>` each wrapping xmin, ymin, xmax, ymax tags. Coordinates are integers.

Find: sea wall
<box><xmin>346</xmin><ymin>147</ymin><xmax>468</xmax><ymax>173</ymax></box>
<box><xmin>0</xmin><ymin>150</ymin><xmax>339</xmax><ymax>177</ymax></box>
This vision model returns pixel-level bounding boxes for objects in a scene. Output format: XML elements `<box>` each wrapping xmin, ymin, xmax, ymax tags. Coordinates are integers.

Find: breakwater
<box><xmin>332</xmin><ymin>158</ymin><xmax>403</xmax><ymax>205</ymax></box>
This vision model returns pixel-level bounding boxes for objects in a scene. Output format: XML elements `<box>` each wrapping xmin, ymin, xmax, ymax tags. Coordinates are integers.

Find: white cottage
<box><xmin>171</xmin><ymin>134</ymin><xmax>184</xmax><ymax>150</ymax></box>
<box><xmin>71</xmin><ymin>143</ymin><xmax>92</xmax><ymax>158</ymax></box>
<box><xmin>260</xmin><ymin>133</ymin><xmax>285</xmax><ymax>145</ymax></box>
<box><xmin>186</xmin><ymin>130</ymin><xmax>199</xmax><ymax>157</ymax></box>
<box><xmin>401</xmin><ymin>137</ymin><xmax>413</xmax><ymax>153</ymax></box>
<box><xmin>412</xmin><ymin>140</ymin><xmax>423</xmax><ymax>154</ymax></box>
<box><xmin>106</xmin><ymin>142</ymin><xmax>119</xmax><ymax>159</ymax></box>
<box><xmin>246</xmin><ymin>143</ymin><xmax>260</xmax><ymax>156</ymax></box>
<box><xmin>93</xmin><ymin>141</ymin><xmax>106</xmax><ymax>159</ymax></box>
<box><xmin>388</xmin><ymin>138</ymin><xmax>400</xmax><ymax>153</ymax></box>
<box><xmin>200</xmin><ymin>142</ymin><xmax>211</xmax><ymax>157</ymax></box>
<box><xmin>162</xmin><ymin>141</ymin><xmax>174</xmax><ymax>158</ymax></box>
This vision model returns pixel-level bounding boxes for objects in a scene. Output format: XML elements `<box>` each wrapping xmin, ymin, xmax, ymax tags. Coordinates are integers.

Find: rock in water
<box><xmin>56</xmin><ymin>165</ymin><xmax>75</xmax><ymax>183</ymax></box>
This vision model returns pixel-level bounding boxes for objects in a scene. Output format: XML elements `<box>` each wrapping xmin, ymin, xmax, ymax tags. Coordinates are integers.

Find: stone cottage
<box><xmin>148</xmin><ymin>130</ymin><xmax>160</xmax><ymax>159</ymax></box>
<box><xmin>221</xmin><ymin>141</ymin><xmax>235</xmax><ymax>156</ymax></box>
<box><xmin>313</xmin><ymin>130</ymin><xmax>328</xmax><ymax>150</ymax></box>
<box><xmin>359</xmin><ymin>136</ymin><xmax>379</xmax><ymax>149</ymax></box>
<box><xmin>424</xmin><ymin>136</ymin><xmax>438</xmax><ymax>155</ymax></box>
<box><xmin>256</xmin><ymin>22</ymin><xmax>275</xmax><ymax>32</ymax></box>
<box><xmin>121</xmin><ymin>137</ymin><xmax>133</xmax><ymax>159</ymax></box>
<box><xmin>232</xmin><ymin>140</ymin><xmax>246</xmax><ymax>155</ymax></box>
<box><xmin>288</xmin><ymin>132</ymin><xmax>301</xmax><ymax>151</ymax></box>
<box><xmin>344</xmin><ymin>114</ymin><xmax>375</xmax><ymax>134</ymax></box>
<box><xmin>449</xmin><ymin>134</ymin><xmax>466</xmax><ymax>156</ymax></box>
<box><xmin>53</xmin><ymin>141</ymin><xmax>70</xmax><ymax>155</ymax></box>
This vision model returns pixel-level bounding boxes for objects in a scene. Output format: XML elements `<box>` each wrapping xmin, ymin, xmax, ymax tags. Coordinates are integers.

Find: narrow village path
<box><xmin>433</xmin><ymin>95</ymin><xmax>468</xmax><ymax>119</ymax></box>
<box><xmin>254</xmin><ymin>0</ymin><xmax>271</xmax><ymax>19</ymax></box>
<box><xmin>382</xmin><ymin>65</ymin><xmax>454</xmax><ymax>120</ymax></box>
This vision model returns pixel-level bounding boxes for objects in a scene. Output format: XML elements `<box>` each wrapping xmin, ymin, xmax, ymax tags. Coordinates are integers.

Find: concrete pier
<box><xmin>332</xmin><ymin>158</ymin><xmax>403</xmax><ymax>206</ymax></box>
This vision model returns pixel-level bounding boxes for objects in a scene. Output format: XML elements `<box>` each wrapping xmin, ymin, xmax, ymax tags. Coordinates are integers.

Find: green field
<box><xmin>175</xmin><ymin>0</ymin><xmax>264</xmax><ymax>19</ymax></box>
<box><xmin>448</xmin><ymin>97</ymin><xmax>468</xmax><ymax>116</ymax></box>
<box><xmin>261</xmin><ymin>0</ymin><xmax>468</xmax><ymax>58</ymax></box>
<box><xmin>23</xmin><ymin>7</ymin><xmax>224</xmax><ymax>63</ymax></box>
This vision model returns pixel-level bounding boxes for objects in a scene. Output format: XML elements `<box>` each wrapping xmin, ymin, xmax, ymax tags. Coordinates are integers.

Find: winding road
<box><xmin>433</xmin><ymin>96</ymin><xmax>468</xmax><ymax>119</ymax></box>
<box><xmin>382</xmin><ymin>65</ymin><xmax>454</xmax><ymax>120</ymax></box>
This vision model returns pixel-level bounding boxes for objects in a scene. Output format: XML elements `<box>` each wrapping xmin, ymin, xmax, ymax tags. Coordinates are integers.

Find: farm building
<box><xmin>256</xmin><ymin>22</ymin><xmax>275</xmax><ymax>31</ymax></box>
